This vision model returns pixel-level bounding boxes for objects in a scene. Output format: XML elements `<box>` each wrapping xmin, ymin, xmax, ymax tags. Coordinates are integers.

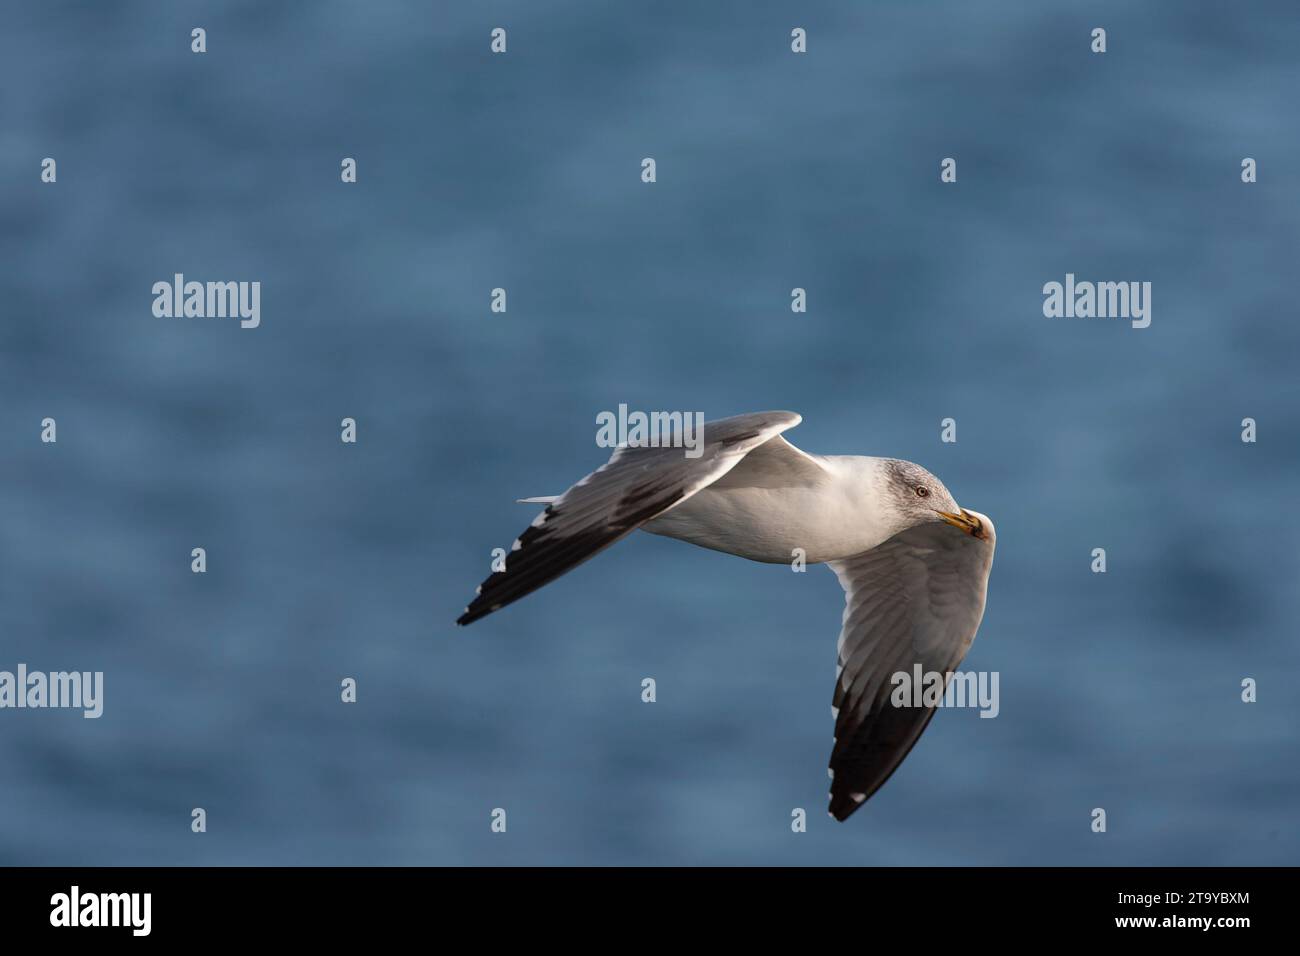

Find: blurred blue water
<box><xmin>1</xmin><ymin>1</ymin><xmax>1297</xmax><ymax>865</ymax></box>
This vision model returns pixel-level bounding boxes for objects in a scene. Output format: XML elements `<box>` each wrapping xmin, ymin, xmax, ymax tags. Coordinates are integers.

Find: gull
<box><xmin>456</xmin><ymin>411</ymin><xmax>996</xmax><ymax>821</ymax></box>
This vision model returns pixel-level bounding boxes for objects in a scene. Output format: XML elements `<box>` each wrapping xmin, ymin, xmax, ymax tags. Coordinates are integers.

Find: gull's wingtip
<box><xmin>828</xmin><ymin>789</ymin><xmax>869</xmax><ymax>822</ymax></box>
<box><xmin>458</xmin><ymin>601</ymin><xmax>501</xmax><ymax>626</ymax></box>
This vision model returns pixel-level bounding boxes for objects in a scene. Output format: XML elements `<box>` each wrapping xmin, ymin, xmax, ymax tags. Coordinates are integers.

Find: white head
<box><xmin>874</xmin><ymin>458</ymin><xmax>993</xmax><ymax>543</ymax></box>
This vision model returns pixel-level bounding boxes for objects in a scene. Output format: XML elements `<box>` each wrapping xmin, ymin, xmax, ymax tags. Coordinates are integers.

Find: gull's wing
<box><xmin>457</xmin><ymin>411</ymin><xmax>803</xmax><ymax>625</ymax></box>
<box><xmin>825</xmin><ymin>516</ymin><xmax>995</xmax><ymax>821</ymax></box>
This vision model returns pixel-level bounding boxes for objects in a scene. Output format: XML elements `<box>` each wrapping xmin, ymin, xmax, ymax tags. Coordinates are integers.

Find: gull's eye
<box><xmin>915</xmin><ymin>486</ymin><xmax>929</xmax><ymax>498</ymax></box>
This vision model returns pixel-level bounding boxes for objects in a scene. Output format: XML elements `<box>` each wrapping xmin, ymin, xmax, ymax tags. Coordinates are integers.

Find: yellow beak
<box><xmin>938</xmin><ymin>508</ymin><xmax>987</xmax><ymax>539</ymax></box>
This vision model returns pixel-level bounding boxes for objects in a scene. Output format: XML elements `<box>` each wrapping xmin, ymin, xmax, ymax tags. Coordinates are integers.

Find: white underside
<box><xmin>642</xmin><ymin>450</ymin><xmax>900</xmax><ymax>564</ymax></box>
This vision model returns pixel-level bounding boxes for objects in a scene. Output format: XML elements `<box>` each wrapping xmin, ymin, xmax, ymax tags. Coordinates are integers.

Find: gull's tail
<box><xmin>516</xmin><ymin>496</ymin><xmax>559</xmax><ymax>504</ymax></box>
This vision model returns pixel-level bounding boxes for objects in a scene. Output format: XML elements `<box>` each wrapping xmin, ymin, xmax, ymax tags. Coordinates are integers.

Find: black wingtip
<box><xmin>828</xmin><ymin>790</ymin><xmax>868</xmax><ymax>822</ymax></box>
<box><xmin>456</xmin><ymin>600</ymin><xmax>499</xmax><ymax>627</ymax></box>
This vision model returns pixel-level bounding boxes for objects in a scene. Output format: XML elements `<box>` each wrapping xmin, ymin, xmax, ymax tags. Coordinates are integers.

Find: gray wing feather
<box><xmin>825</xmin><ymin>521</ymin><xmax>994</xmax><ymax>820</ymax></box>
<box><xmin>457</xmin><ymin>411</ymin><xmax>801</xmax><ymax>625</ymax></box>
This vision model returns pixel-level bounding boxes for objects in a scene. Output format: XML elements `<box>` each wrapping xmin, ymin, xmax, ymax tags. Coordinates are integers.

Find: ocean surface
<box><xmin>1</xmin><ymin>1</ymin><xmax>1297</xmax><ymax>865</ymax></box>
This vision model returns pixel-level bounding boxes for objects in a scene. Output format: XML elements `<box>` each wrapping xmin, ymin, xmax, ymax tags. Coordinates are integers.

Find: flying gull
<box><xmin>456</xmin><ymin>411</ymin><xmax>996</xmax><ymax>821</ymax></box>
